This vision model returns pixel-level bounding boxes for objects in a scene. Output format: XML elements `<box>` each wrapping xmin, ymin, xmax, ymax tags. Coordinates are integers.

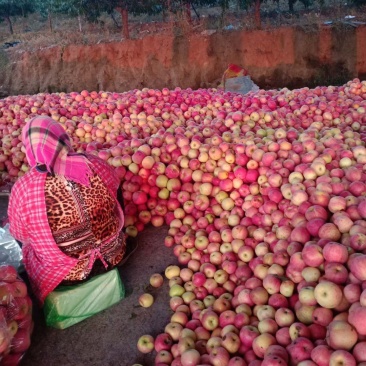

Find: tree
<box><xmin>288</xmin><ymin>0</ymin><xmax>314</xmax><ymax>12</ymax></box>
<box><xmin>0</xmin><ymin>0</ymin><xmax>33</xmax><ymax>34</ymax></box>
<box><xmin>91</xmin><ymin>0</ymin><xmax>162</xmax><ymax>39</ymax></box>
<box><xmin>236</xmin><ymin>0</ymin><xmax>263</xmax><ymax>28</ymax></box>
<box><xmin>34</xmin><ymin>0</ymin><xmax>67</xmax><ymax>32</ymax></box>
<box><xmin>169</xmin><ymin>0</ymin><xmax>221</xmax><ymax>24</ymax></box>
<box><xmin>351</xmin><ymin>0</ymin><xmax>366</xmax><ymax>5</ymax></box>
<box><xmin>61</xmin><ymin>0</ymin><xmax>105</xmax><ymax>32</ymax></box>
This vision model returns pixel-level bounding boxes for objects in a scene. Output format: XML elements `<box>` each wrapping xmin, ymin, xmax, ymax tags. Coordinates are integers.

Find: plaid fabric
<box><xmin>23</xmin><ymin>116</ymin><xmax>93</xmax><ymax>186</ymax></box>
<box><xmin>8</xmin><ymin>154</ymin><xmax>124</xmax><ymax>305</ymax></box>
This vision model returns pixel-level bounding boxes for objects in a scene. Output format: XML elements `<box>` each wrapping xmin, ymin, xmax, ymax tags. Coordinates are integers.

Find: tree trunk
<box><xmin>254</xmin><ymin>0</ymin><xmax>261</xmax><ymax>29</ymax></box>
<box><xmin>166</xmin><ymin>0</ymin><xmax>173</xmax><ymax>23</ymax></box>
<box><xmin>78</xmin><ymin>15</ymin><xmax>82</xmax><ymax>32</ymax></box>
<box><xmin>220</xmin><ymin>6</ymin><xmax>226</xmax><ymax>28</ymax></box>
<box><xmin>48</xmin><ymin>12</ymin><xmax>53</xmax><ymax>32</ymax></box>
<box><xmin>110</xmin><ymin>11</ymin><xmax>120</xmax><ymax>28</ymax></box>
<box><xmin>288</xmin><ymin>0</ymin><xmax>295</xmax><ymax>12</ymax></box>
<box><xmin>5</xmin><ymin>17</ymin><xmax>13</xmax><ymax>35</ymax></box>
<box><xmin>116</xmin><ymin>7</ymin><xmax>129</xmax><ymax>39</ymax></box>
<box><xmin>192</xmin><ymin>3</ymin><xmax>200</xmax><ymax>19</ymax></box>
<box><xmin>185</xmin><ymin>1</ymin><xmax>192</xmax><ymax>24</ymax></box>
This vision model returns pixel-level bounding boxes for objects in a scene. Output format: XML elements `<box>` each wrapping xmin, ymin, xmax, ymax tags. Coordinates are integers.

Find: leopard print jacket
<box><xmin>45</xmin><ymin>173</ymin><xmax>125</xmax><ymax>282</ymax></box>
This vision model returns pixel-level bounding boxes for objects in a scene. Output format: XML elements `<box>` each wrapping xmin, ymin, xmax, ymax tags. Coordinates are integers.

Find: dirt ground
<box><xmin>0</xmin><ymin>196</ymin><xmax>176</xmax><ymax>366</ymax></box>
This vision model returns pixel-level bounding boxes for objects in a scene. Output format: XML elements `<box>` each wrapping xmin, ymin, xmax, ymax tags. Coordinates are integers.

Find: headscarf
<box><xmin>22</xmin><ymin>116</ymin><xmax>93</xmax><ymax>186</ymax></box>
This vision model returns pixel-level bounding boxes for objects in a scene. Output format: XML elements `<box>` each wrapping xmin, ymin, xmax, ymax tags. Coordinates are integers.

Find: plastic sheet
<box><xmin>0</xmin><ymin>226</ymin><xmax>23</xmax><ymax>274</ymax></box>
<box><xmin>44</xmin><ymin>268</ymin><xmax>125</xmax><ymax>329</ymax></box>
<box><xmin>223</xmin><ymin>75</ymin><xmax>260</xmax><ymax>95</ymax></box>
<box><xmin>218</xmin><ymin>64</ymin><xmax>259</xmax><ymax>95</ymax></box>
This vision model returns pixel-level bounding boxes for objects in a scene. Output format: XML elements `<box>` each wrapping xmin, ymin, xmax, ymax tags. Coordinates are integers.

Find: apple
<box><xmin>16</xmin><ymin>313</ymin><xmax>33</xmax><ymax>331</ymax></box>
<box><xmin>150</xmin><ymin>273</ymin><xmax>164</xmax><ymax>288</ymax></box>
<box><xmin>289</xmin><ymin>322</ymin><xmax>310</xmax><ymax>341</ymax></box>
<box><xmin>353</xmin><ymin>341</ymin><xmax>366</xmax><ymax>362</ymax></box>
<box><xmin>312</xmin><ymin>307</ymin><xmax>333</xmax><ymax>326</ymax></box>
<box><xmin>329</xmin><ymin>350</ymin><xmax>356</xmax><ymax>366</ymax></box>
<box><xmin>7</xmin><ymin>320</ymin><xmax>18</xmax><ymax>337</ymax></box>
<box><xmin>154</xmin><ymin>333</ymin><xmax>173</xmax><ymax>352</ymax></box>
<box><xmin>228</xmin><ymin>356</ymin><xmax>247</xmax><ymax>366</ymax></box>
<box><xmin>263</xmin><ymin>275</ymin><xmax>282</xmax><ymax>295</ymax></box>
<box><xmin>299</xmin><ymin>287</ymin><xmax>317</xmax><ymax>306</ymax></box>
<box><xmin>165</xmin><ymin>322</ymin><xmax>183</xmax><ymax>341</ymax></box>
<box><xmin>181</xmin><ymin>349</ymin><xmax>201</xmax><ymax>366</ymax></box>
<box><xmin>201</xmin><ymin>310</ymin><xmax>219</xmax><ymax>331</ymax></box>
<box><xmin>301</xmin><ymin>267</ymin><xmax>321</xmax><ymax>283</ymax></box>
<box><xmin>214</xmin><ymin>269</ymin><xmax>229</xmax><ymax>285</ymax></box>
<box><xmin>170</xmin><ymin>284</ymin><xmax>185</xmax><ymax>297</ymax></box>
<box><xmin>209</xmin><ymin>346</ymin><xmax>230</xmax><ymax>366</ymax></box>
<box><xmin>165</xmin><ymin>265</ymin><xmax>181</xmax><ymax>279</ymax></box>
<box><xmin>280</xmin><ymin>279</ymin><xmax>295</xmax><ymax>298</ymax></box>
<box><xmin>10</xmin><ymin>328</ymin><xmax>30</xmax><ymax>353</ymax></box>
<box><xmin>239</xmin><ymin>325</ymin><xmax>260</xmax><ymax>347</ymax></box>
<box><xmin>318</xmin><ymin>223</ymin><xmax>341</xmax><ymax>241</ymax></box>
<box><xmin>326</xmin><ymin>320</ymin><xmax>358</xmax><ymax>350</ymax></box>
<box><xmin>262</xmin><ymin>356</ymin><xmax>287</xmax><ymax>366</ymax></box>
<box><xmin>349</xmin><ymin>254</ymin><xmax>366</xmax><ymax>281</ymax></box>
<box><xmin>137</xmin><ymin>334</ymin><xmax>155</xmax><ymax>353</ymax></box>
<box><xmin>177</xmin><ymin>336</ymin><xmax>195</xmax><ymax>354</ymax></box>
<box><xmin>314</xmin><ymin>281</ymin><xmax>343</xmax><ymax>308</ymax></box>
<box><xmin>274</xmin><ymin>308</ymin><xmax>295</xmax><ymax>327</ymax></box>
<box><xmin>287</xmin><ymin>337</ymin><xmax>314</xmax><ymax>364</ymax></box>
<box><xmin>222</xmin><ymin>331</ymin><xmax>241</xmax><ymax>354</ymax></box>
<box><xmin>258</xmin><ymin>318</ymin><xmax>278</xmax><ymax>335</ymax></box>
<box><xmin>206</xmin><ymin>336</ymin><xmax>223</xmax><ymax>353</ymax></box>
<box><xmin>219</xmin><ymin>310</ymin><xmax>236</xmax><ymax>328</ymax></box>
<box><xmin>139</xmin><ymin>293</ymin><xmax>154</xmax><ymax>308</ymax></box>
<box><xmin>252</xmin><ymin>333</ymin><xmax>276</xmax><ymax>358</ymax></box>
<box><xmin>328</xmin><ymin>196</ymin><xmax>347</xmax><ymax>213</ymax></box>
<box><xmin>322</xmin><ymin>242</ymin><xmax>348</xmax><ymax>263</ymax></box>
<box><xmin>155</xmin><ymin>350</ymin><xmax>173</xmax><ymax>364</ymax></box>
<box><xmin>0</xmin><ymin>265</ymin><xmax>18</xmax><ymax>282</ymax></box>
<box><xmin>348</xmin><ymin>305</ymin><xmax>366</xmax><ymax>335</ymax></box>
<box><xmin>0</xmin><ymin>353</ymin><xmax>24</xmax><ymax>366</ymax></box>
<box><xmin>250</xmin><ymin>287</ymin><xmax>269</xmax><ymax>305</ymax></box>
<box><xmin>311</xmin><ymin>345</ymin><xmax>332</xmax><ymax>366</ymax></box>
<box><xmin>0</xmin><ymin>283</ymin><xmax>14</xmax><ymax>305</ymax></box>
<box><xmin>9</xmin><ymin>297</ymin><xmax>29</xmax><ymax>320</ymax></box>
<box><xmin>343</xmin><ymin>283</ymin><xmax>361</xmax><ymax>303</ymax></box>
<box><xmin>301</xmin><ymin>244</ymin><xmax>324</xmax><ymax>267</ymax></box>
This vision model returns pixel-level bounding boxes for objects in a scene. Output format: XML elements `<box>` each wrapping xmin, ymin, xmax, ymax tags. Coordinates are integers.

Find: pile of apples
<box><xmin>1</xmin><ymin>79</ymin><xmax>366</xmax><ymax>365</ymax></box>
<box><xmin>0</xmin><ymin>265</ymin><xmax>33</xmax><ymax>366</ymax></box>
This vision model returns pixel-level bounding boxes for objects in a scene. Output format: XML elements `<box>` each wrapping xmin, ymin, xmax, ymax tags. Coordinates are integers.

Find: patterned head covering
<box><xmin>22</xmin><ymin>116</ymin><xmax>93</xmax><ymax>186</ymax></box>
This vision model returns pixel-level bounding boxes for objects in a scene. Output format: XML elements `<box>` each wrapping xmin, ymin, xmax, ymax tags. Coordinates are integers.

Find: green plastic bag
<box><xmin>44</xmin><ymin>269</ymin><xmax>125</xmax><ymax>329</ymax></box>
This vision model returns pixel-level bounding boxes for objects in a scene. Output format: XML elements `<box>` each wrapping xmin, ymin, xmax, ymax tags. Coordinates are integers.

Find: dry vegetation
<box><xmin>0</xmin><ymin>0</ymin><xmax>365</xmax><ymax>53</ymax></box>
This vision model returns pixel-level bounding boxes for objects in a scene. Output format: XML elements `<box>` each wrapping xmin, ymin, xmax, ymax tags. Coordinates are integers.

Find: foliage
<box><xmin>0</xmin><ymin>0</ymin><xmax>33</xmax><ymax>20</ymax></box>
<box><xmin>0</xmin><ymin>0</ymin><xmax>34</xmax><ymax>34</ymax></box>
<box><xmin>236</xmin><ymin>0</ymin><xmax>259</xmax><ymax>10</ymax></box>
<box><xmin>33</xmin><ymin>0</ymin><xmax>66</xmax><ymax>18</ymax></box>
<box><xmin>351</xmin><ymin>0</ymin><xmax>366</xmax><ymax>6</ymax></box>
<box><xmin>96</xmin><ymin>0</ymin><xmax>163</xmax><ymax>15</ymax></box>
<box><xmin>63</xmin><ymin>0</ymin><xmax>106</xmax><ymax>23</ymax></box>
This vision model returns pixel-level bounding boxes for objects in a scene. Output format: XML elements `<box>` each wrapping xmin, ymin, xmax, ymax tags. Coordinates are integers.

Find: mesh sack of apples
<box><xmin>0</xmin><ymin>265</ymin><xmax>33</xmax><ymax>366</ymax></box>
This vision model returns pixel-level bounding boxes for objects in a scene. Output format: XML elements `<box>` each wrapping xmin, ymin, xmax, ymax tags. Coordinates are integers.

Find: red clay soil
<box><xmin>1</xmin><ymin>25</ymin><xmax>365</xmax><ymax>97</ymax></box>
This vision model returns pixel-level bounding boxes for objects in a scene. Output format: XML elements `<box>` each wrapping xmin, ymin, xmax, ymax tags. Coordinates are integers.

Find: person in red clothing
<box><xmin>8</xmin><ymin>116</ymin><xmax>135</xmax><ymax>305</ymax></box>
